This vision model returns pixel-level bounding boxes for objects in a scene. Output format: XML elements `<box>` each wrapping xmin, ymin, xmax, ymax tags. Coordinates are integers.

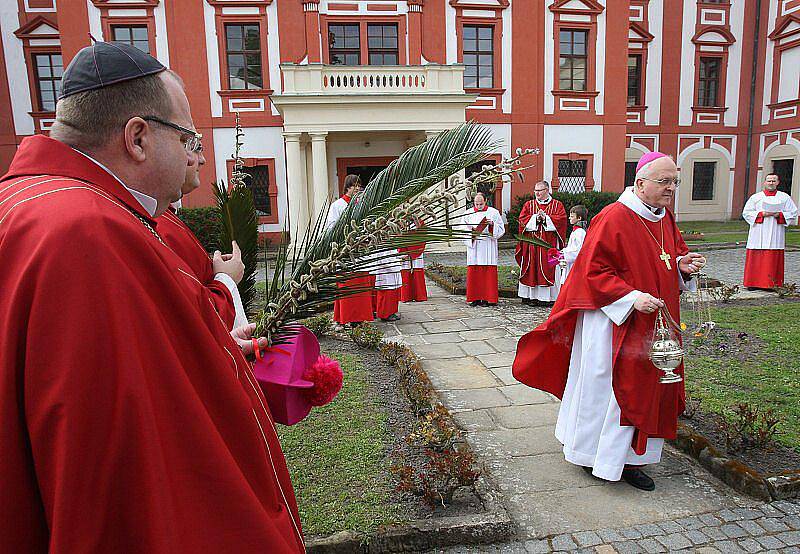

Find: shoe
<box><xmin>621</xmin><ymin>467</ymin><xmax>655</xmax><ymax>491</ymax></box>
<box><xmin>381</xmin><ymin>313</ymin><xmax>401</xmax><ymax>322</ymax></box>
<box><xmin>470</xmin><ymin>301</ymin><xmax>481</xmax><ymax>307</ymax></box>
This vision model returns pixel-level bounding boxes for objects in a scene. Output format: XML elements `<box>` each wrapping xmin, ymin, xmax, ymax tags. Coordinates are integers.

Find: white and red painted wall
<box><xmin>0</xmin><ymin>0</ymin><xmax>798</xmax><ymax>231</ymax></box>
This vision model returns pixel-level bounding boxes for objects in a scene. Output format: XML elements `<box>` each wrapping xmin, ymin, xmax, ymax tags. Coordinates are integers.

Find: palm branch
<box><xmin>255</xmin><ymin>123</ymin><xmax>541</xmax><ymax>344</ymax></box>
<box><xmin>214</xmin><ymin>115</ymin><xmax>259</xmax><ymax>313</ymax></box>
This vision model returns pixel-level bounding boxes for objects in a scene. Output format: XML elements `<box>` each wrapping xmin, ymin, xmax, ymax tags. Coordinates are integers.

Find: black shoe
<box><xmin>621</xmin><ymin>467</ymin><xmax>655</xmax><ymax>491</ymax></box>
<box><xmin>381</xmin><ymin>313</ymin><xmax>401</xmax><ymax>322</ymax></box>
<box><xmin>581</xmin><ymin>466</ymin><xmax>596</xmax><ymax>478</ymax></box>
<box><xmin>480</xmin><ymin>300</ymin><xmax>490</xmax><ymax>307</ymax></box>
<box><xmin>470</xmin><ymin>301</ymin><xmax>481</xmax><ymax>307</ymax></box>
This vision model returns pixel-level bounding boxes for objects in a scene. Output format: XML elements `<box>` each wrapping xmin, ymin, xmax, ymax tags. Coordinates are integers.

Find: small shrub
<box><xmin>683</xmin><ymin>392</ymin><xmax>702</xmax><ymax>420</ymax></box>
<box><xmin>347</xmin><ymin>323</ymin><xmax>384</xmax><ymax>349</ymax></box>
<box><xmin>774</xmin><ymin>281</ymin><xmax>799</xmax><ymax>298</ymax></box>
<box><xmin>177</xmin><ymin>206</ymin><xmax>222</xmax><ymax>253</ymax></box>
<box><xmin>506</xmin><ymin>191</ymin><xmax>620</xmax><ymax>235</ymax></box>
<box><xmin>302</xmin><ymin>314</ymin><xmax>333</xmax><ymax>337</ymax></box>
<box><xmin>716</xmin><ymin>402</ymin><xmax>782</xmax><ymax>453</ymax></box>
<box><xmin>392</xmin><ymin>444</ymin><xmax>481</xmax><ymax>508</ymax></box>
<box><xmin>379</xmin><ymin>341</ymin><xmax>406</xmax><ymax>365</ymax></box>
<box><xmin>708</xmin><ymin>283</ymin><xmax>740</xmax><ymax>303</ymax></box>
<box><xmin>407</xmin><ymin>405</ymin><xmax>460</xmax><ymax>451</ymax></box>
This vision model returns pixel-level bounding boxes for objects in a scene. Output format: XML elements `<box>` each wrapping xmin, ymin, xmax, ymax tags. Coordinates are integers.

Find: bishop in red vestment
<box><xmin>0</xmin><ymin>43</ymin><xmax>304</xmax><ymax>552</ymax></box>
<box><xmin>516</xmin><ymin>181</ymin><xmax>567</xmax><ymax>304</ymax></box>
<box><xmin>513</xmin><ymin>153</ymin><xmax>705</xmax><ymax>491</ymax></box>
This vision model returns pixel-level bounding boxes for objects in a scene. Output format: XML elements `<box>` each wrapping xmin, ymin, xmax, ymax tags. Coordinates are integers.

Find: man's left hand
<box><xmin>679</xmin><ymin>252</ymin><xmax>706</xmax><ymax>274</ymax></box>
<box><xmin>231</xmin><ymin>323</ymin><xmax>268</xmax><ymax>356</ymax></box>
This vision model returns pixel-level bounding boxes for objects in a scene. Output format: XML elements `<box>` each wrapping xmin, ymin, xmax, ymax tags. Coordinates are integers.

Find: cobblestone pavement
<box><xmin>426</xmin><ymin>246</ymin><xmax>800</xmax><ymax>287</ymax></box>
<box><xmin>376</xmin><ymin>280</ymin><xmax>800</xmax><ymax>553</ymax></box>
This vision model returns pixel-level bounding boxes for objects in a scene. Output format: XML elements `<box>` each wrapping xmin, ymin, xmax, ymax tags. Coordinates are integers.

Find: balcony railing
<box><xmin>279</xmin><ymin>64</ymin><xmax>466</xmax><ymax>96</ymax></box>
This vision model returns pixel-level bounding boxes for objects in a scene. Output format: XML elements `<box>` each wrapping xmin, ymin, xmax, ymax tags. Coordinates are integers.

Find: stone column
<box><xmin>284</xmin><ymin>132</ymin><xmax>308</xmax><ymax>244</ymax></box>
<box><xmin>309</xmin><ymin>131</ymin><xmax>330</xmax><ymax>221</ymax></box>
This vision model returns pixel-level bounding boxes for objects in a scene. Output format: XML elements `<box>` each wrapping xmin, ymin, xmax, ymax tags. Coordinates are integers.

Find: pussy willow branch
<box><xmin>255</xmin><ymin>148</ymin><xmax>540</xmax><ymax>344</ymax></box>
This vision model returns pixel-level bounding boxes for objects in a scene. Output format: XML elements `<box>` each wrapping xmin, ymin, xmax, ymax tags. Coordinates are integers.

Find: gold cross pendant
<box><xmin>659</xmin><ymin>250</ymin><xmax>672</xmax><ymax>270</ymax></box>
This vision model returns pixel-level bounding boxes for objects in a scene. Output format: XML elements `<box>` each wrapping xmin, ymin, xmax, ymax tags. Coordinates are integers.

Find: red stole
<box><xmin>515</xmin><ymin>198</ymin><xmax>568</xmax><ymax>286</ymax></box>
<box><xmin>513</xmin><ymin>201</ymin><xmax>688</xmax><ymax>451</ymax></box>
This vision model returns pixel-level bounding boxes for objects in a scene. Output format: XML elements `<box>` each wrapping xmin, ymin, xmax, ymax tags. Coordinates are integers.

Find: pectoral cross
<box><xmin>659</xmin><ymin>250</ymin><xmax>672</xmax><ymax>270</ymax></box>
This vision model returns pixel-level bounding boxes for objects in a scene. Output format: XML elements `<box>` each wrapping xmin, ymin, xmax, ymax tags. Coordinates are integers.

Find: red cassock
<box><xmin>515</xmin><ymin>198</ymin><xmax>567</xmax><ymax>287</ymax></box>
<box><xmin>513</xmin><ymin>202</ymin><xmax>688</xmax><ymax>452</ymax></box>
<box><xmin>399</xmin><ymin>238</ymin><xmax>428</xmax><ymax>303</ymax></box>
<box><xmin>158</xmin><ymin>208</ymin><xmax>237</xmax><ymax>329</ymax></box>
<box><xmin>0</xmin><ymin>136</ymin><xmax>304</xmax><ymax>553</ymax></box>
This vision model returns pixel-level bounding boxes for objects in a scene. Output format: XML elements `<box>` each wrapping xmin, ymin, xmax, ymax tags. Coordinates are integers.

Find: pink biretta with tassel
<box><xmin>253</xmin><ymin>326</ymin><xmax>343</xmax><ymax>425</ymax></box>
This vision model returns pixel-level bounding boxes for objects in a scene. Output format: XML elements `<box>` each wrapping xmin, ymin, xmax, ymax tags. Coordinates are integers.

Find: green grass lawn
<box><xmin>678</xmin><ymin>220</ymin><xmax>751</xmax><ymax>234</ymax></box>
<box><xmin>277</xmin><ymin>353</ymin><xmax>408</xmax><ymax>538</ymax></box>
<box><xmin>685</xmin><ymin>303</ymin><xmax>800</xmax><ymax>450</ymax></box>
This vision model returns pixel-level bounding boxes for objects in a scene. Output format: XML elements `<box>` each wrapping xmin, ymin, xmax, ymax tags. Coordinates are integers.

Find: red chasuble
<box><xmin>515</xmin><ymin>198</ymin><xmax>567</xmax><ymax>287</ymax></box>
<box><xmin>513</xmin><ymin>201</ymin><xmax>688</xmax><ymax>449</ymax></box>
<box><xmin>0</xmin><ymin>136</ymin><xmax>304</xmax><ymax>553</ymax></box>
<box><xmin>158</xmin><ymin>208</ymin><xmax>237</xmax><ymax>329</ymax></box>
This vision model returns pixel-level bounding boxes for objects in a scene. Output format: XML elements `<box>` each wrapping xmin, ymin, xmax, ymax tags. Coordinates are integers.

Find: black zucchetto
<box><xmin>59</xmin><ymin>41</ymin><xmax>166</xmax><ymax>100</ymax></box>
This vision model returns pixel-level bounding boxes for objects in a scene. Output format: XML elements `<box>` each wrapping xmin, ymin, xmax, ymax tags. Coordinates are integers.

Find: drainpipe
<box><xmin>743</xmin><ymin>0</ymin><xmax>763</xmax><ymax>212</ymax></box>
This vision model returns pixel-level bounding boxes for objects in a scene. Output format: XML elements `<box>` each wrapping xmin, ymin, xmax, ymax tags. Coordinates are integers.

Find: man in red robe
<box><xmin>513</xmin><ymin>153</ymin><xmax>705</xmax><ymax>491</ymax></box>
<box><xmin>158</xmin><ymin>143</ymin><xmax>246</xmax><ymax>329</ymax></box>
<box><xmin>0</xmin><ymin>43</ymin><xmax>304</xmax><ymax>552</ymax></box>
<box><xmin>516</xmin><ymin>181</ymin><xmax>567</xmax><ymax>305</ymax></box>
<box><xmin>326</xmin><ymin>175</ymin><xmax>375</xmax><ymax>325</ymax></box>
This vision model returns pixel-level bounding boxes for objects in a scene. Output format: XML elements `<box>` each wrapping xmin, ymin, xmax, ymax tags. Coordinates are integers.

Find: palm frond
<box><xmin>214</xmin><ymin>180</ymin><xmax>259</xmax><ymax>313</ymax></box>
<box><xmin>256</xmin><ymin>123</ymin><xmax>536</xmax><ymax>343</ymax></box>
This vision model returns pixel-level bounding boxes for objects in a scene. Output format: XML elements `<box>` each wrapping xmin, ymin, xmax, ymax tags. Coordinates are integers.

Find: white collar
<box><xmin>618</xmin><ymin>187</ymin><xmax>666</xmax><ymax>222</ymax></box>
<box><xmin>71</xmin><ymin>148</ymin><xmax>159</xmax><ymax>217</ymax></box>
<box><xmin>534</xmin><ymin>196</ymin><xmax>552</xmax><ymax>205</ymax></box>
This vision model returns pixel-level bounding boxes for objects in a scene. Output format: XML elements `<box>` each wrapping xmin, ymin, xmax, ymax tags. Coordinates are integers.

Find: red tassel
<box><xmin>302</xmin><ymin>355</ymin><xmax>343</xmax><ymax>407</ymax></box>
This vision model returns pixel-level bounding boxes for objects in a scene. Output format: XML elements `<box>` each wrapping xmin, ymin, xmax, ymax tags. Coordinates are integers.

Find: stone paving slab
<box><xmin>489</xmin><ymin>404</ymin><xmax>560</xmax><ymax>429</ymax></box>
<box><xmin>499</xmin><ymin>384</ymin><xmax>558</xmax><ymax>405</ymax></box>
<box><xmin>413</xmin><ymin>342</ymin><xmax>467</xmax><ymax>360</ymax></box>
<box><xmin>440</xmin><ymin>388</ymin><xmax>512</xmax><ymax>411</ymax></box>
<box><xmin>424</xmin><ymin>357</ymin><xmax>498</xmax><ymax>390</ymax></box>
<box><xmin>461</xmin><ymin>340</ymin><xmax>498</xmax><ymax>356</ymax></box>
<box><xmin>469</xmin><ymin>426</ymin><xmax>564</xmax><ymax>458</ymax></box>
<box><xmin>477</xmin><ymin>352</ymin><xmax>517</xmax><ymax>369</ymax></box>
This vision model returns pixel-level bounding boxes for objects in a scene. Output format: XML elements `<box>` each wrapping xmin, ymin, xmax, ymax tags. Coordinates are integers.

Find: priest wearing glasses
<box><xmin>513</xmin><ymin>152</ymin><xmax>706</xmax><ymax>491</ymax></box>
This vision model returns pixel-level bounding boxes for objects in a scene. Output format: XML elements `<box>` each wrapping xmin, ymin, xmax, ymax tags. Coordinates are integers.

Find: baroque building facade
<box><xmin>0</xmin><ymin>0</ymin><xmax>799</xmax><ymax>237</ymax></box>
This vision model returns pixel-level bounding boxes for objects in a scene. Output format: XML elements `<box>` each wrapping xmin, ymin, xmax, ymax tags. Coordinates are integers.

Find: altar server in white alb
<box><xmin>558</xmin><ymin>204</ymin><xmax>588</xmax><ymax>286</ymax></box>
<box><xmin>742</xmin><ymin>173</ymin><xmax>798</xmax><ymax>289</ymax></box>
<box><xmin>463</xmin><ymin>192</ymin><xmax>505</xmax><ymax>306</ymax></box>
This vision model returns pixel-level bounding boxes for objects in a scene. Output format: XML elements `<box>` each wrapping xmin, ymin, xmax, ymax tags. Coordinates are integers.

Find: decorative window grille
<box><xmin>692</xmin><ymin>161</ymin><xmax>716</xmax><ymax>201</ymax></box>
<box><xmin>557</xmin><ymin>159</ymin><xmax>587</xmax><ymax>193</ymax></box>
<box><xmin>624</xmin><ymin>161</ymin><xmax>638</xmax><ymax>189</ymax></box>
<box><xmin>241</xmin><ymin>165</ymin><xmax>271</xmax><ymax>216</ymax></box>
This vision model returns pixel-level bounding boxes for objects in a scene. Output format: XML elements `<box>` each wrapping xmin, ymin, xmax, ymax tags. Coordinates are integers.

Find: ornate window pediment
<box><xmin>769</xmin><ymin>14</ymin><xmax>800</xmax><ymax>41</ymax></box>
<box><xmin>549</xmin><ymin>0</ymin><xmax>604</xmax><ymax>16</ymax></box>
<box><xmin>14</xmin><ymin>15</ymin><xmax>59</xmax><ymax>39</ymax></box>
<box><xmin>628</xmin><ymin>21</ymin><xmax>654</xmax><ymax>43</ymax></box>
<box><xmin>691</xmin><ymin>27</ymin><xmax>736</xmax><ymax>46</ymax></box>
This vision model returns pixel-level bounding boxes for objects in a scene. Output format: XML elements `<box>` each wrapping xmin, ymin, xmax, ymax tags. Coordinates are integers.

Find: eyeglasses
<box><xmin>641</xmin><ymin>177</ymin><xmax>680</xmax><ymax>188</ymax></box>
<box><xmin>142</xmin><ymin>116</ymin><xmax>203</xmax><ymax>153</ymax></box>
